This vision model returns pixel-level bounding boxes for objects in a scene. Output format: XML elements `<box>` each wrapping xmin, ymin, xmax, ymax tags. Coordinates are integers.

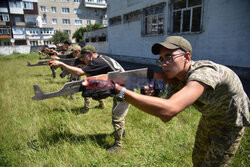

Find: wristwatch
<box><xmin>115</xmin><ymin>87</ymin><xmax>126</xmax><ymax>101</ymax></box>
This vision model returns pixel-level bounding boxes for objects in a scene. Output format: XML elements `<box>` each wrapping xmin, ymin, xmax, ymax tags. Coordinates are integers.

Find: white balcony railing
<box><xmin>85</xmin><ymin>0</ymin><xmax>107</xmax><ymax>9</ymax></box>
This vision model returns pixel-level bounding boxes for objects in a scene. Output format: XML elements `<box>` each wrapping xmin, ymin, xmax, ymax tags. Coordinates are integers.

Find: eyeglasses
<box><xmin>156</xmin><ymin>53</ymin><xmax>185</xmax><ymax>66</ymax></box>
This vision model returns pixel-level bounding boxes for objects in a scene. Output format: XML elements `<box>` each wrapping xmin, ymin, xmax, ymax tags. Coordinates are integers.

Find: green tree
<box><xmin>50</xmin><ymin>30</ymin><xmax>70</xmax><ymax>43</ymax></box>
<box><xmin>72</xmin><ymin>27</ymin><xmax>86</xmax><ymax>43</ymax></box>
<box><xmin>72</xmin><ymin>23</ymin><xmax>104</xmax><ymax>43</ymax></box>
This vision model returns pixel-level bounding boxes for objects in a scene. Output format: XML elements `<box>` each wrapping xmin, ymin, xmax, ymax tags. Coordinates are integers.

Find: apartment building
<box><xmin>0</xmin><ymin>0</ymin><xmax>107</xmax><ymax>46</ymax></box>
<box><xmin>0</xmin><ymin>0</ymin><xmax>11</xmax><ymax>46</ymax></box>
<box><xmin>38</xmin><ymin>0</ymin><xmax>107</xmax><ymax>43</ymax></box>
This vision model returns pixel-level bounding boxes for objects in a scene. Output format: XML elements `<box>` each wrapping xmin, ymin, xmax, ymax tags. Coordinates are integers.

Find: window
<box><xmin>14</xmin><ymin>16</ymin><xmax>23</xmax><ymax>22</ymax></box>
<box><xmin>23</xmin><ymin>1</ymin><xmax>33</xmax><ymax>9</ymax></box>
<box><xmin>4</xmin><ymin>42</ymin><xmax>11</xmax><ymax>46</ymax></box>
<box><xmin>87</xmin><ymin>0</ymin><xmax>94</xmax><ymax>2</ymax></box>
<box><xmin>30</xmin><ymin>41</ymin><xmax>38</xmax><ymax>46</ymax></box>
<box><xmin>123</xmin><ymin>10</ymin><xmax>140</xmax><ymax>23</ymax></box>
<box><xmin>62</xmin><ymin>8</ymin><xmax>70</xmax><ymax>14</ymax></box>
<box><xmin>102</xmin><ymin>19</ymin><xmax>108</xmax><ymax>26</ymax></box>
<box><xmin>9</xmin><ymin>1</ymin><xmax>22</xmax><ymax>8</ymax></box>
<box><xmin>171</xmin><ymin>0</ymin><xmax>202</xmax><ymax>33</ymax></box>
<box><xmin>25</xmin><ymin>17</ymin><xmax>36</xmax><ymax>25</ymax></box>
<box><xmin>62</xmin><ymin>19</ymin><xmax>70</xmax><ymax>24</ymax></box>
<box><xmin>63</xmin><ymin>30</ymin><xmax>71</xmax><ymax>35</ymax></box>
<box><xmin>91</xmin><ymin>37</ymin><xmax>96</xmax><ymax>42</ymax></box>
<box><xmin>86</xmin><ymin>9</ymin><xmax>91</xmax><ymax>15</ymax></box>
<box><xmin>61</xmin><ymin>0</ymin><xmax>69</xmax><ymax>2</ymax></box>
<box><xmin>74</xmin><ymin>9</ymin><xmax>82</xmax><ymax>14</ymax></box>
<box><xmin>27</xmin><ymin>29</ymin><xmax>39</xmax><ymax>35</ymax></box>
<box><xmin>41</xmin><ymin>28</ymin><xmax>53</xmax><ymax>34</ymax></box>
<box><xmin>95</xmin><ymin>10</ymin><xmax>99</xmax><ymax>16</ymax></box>
<box><xmin>143</xmin><ymin>4</ymin><xmax>164</xmax><ymax>35</ymax></box>
<box><xmin>0</xmin><ymin>14</ymin><xmax>9</xmax><ymax>21</ymax></box>
<box><xmin>0</xmin><ymin>28</ymin><xmax>10</xmax><ymax>35</ymax></box>
<box><xmin>109</xmin><ymin>16</ymin><xmax>122</xmax><ymax>26</ymax></box>
<box><xmin>12</xmin><ymin>27</ymin><xmax>24</xmax><ymax>34</ymax></box>
<box><xmin>44</xmin><ymin>41</ymin><xmax>52</xmax><ymax>45</ymax></box>
<box><xmin>97</xmin><ymin>0</ymin><xmax>104</xmax><ymax>3</ymax></box>
<box><xmin>40</xmin><ymin>6</ymin><xmax>47</xmax><ymax>12</ymax></box>
<box><xmin>98</xmin><ymin>36</ymin><xmax>106</xmax><ymax>42</ymax></box>
<box><xmin>51</xmin><ymin>7</ymin><xmax>57</xmax><ymax>13</ymax></box>
<box><xmin>75</xmin><ymin>19</ymin><xmax>82</xmax><ymax>25</ymax></box>
<box><xmin>74</xmin><ymin>0</ymin><xmax>82</xmax><ymax>2</ymax></box>
<box><xmin>87</xmin><ymin>19</ymin><xmax>91</xmax><ymax>25</ymax></box>
<box><xmin>52</xmin><ymin>18</ymin><xmax>57</xmax><ymax>24</ymax></box>
<box><xmin>42</xmin><ymin>18</ymin><xmax>47</xmax><ymax>24</ymax></box>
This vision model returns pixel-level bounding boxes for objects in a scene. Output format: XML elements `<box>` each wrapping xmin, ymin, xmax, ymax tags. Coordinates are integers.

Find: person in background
<box><xmin>49</xmin><ymin>45</ymin><xmax>127</xmax><ymax>153</ymax></box>
<box><xmin>62</xmin><ymin>40</ymin><xmax>72</xmax><ymax>55</ymax></box>
<box><xmin>61</xmin><ymin>45</ymin><xmax>106</xmax><ymax>109</ymax></box>
<box><xmin>54</xmin><ymin>41</ymin><xmax>64</xmax><ymax>55</ymax></box>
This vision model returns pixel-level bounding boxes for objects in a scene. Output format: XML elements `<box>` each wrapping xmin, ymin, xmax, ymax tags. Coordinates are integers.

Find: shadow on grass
<box><xmin>50</xmin><ymin>106</ymin><xmax>82</xmax><ymax>114</ymax></box>
<box><xmin>27</xmin><ymin>131</ymin><xmax>113</xmax><ymax>151</ymax></box>
<box><xmin>30</xmin><ymin>74</ymin><xmax>51</xmax><ymax>77</ymax></box>
<box><xmin>51</xmin><ymin>106</ymin><xmax>103</xmax><ymax>116</ymax></box>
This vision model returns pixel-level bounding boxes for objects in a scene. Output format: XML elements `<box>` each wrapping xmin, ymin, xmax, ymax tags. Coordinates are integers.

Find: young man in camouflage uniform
<box><xmin>49</xmin><ymin>45</ymin><xmax>129</xmax><ymax>153</ymax></box>
<box><xmin>61</xmin><ymin>40</ymin><xmax>72</xmax><ymax>55</ymax></box>
<box><xmin>63</xmin><ymin>45</ymin><xmax>106</xmax><ymax>109</ymax></box>
<box><xmin>82</xmin><ymin>36</ymin><xmax>249</xmax><ymax>165</ymax></box>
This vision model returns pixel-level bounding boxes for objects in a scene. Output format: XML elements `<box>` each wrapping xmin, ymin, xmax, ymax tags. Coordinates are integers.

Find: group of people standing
<box><xmin>38</xmin><ymin>36</ymin><xmax>248</xmax><ymax>166</ymax></box>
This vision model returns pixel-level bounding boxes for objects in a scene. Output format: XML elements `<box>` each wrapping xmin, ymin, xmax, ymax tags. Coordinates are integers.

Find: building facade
<box><xmin>0</xmin><ymin>0</ymin><xmax>12</xmax><ymax>46</ymax></box>
<box><xmin>38</xmin><ymin>0</ymin><xmax>107</xmax><ymax>43</ymax></box>
<box><xmin>0</xmin><ymin>0</ymin><xmax>107</xmax><ymax>46</ymax></box>
<box><xmin>99</xmin><ymin>0</ymin><xmax>250</xmax><ymax>73</ymax></box>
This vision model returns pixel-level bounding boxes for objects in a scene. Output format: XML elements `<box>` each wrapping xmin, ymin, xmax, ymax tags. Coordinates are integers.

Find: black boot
<box><xmin>107</xmin><ymin>144</ymin><xmax>121</xmax><ymax>153</ymax></box>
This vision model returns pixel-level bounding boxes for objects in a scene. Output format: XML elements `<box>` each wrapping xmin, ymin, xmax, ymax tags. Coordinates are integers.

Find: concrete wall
<box><xmin>84</xmin><ymin>27</ymin><xmax>109</xmax><ymax>53</ymax></box>
<box><xmin>107</xmin><ymin>0</ymin><xmax>165</xmax><ymax>64</ymax></box>
<box><xmin>107</xmin><ymin>0</ymin><xmax>250</xmax><ymax>69</ymax></box>
<box><xmin>0</xmin><ymin>45</ymin><xmax>31</xmax><ymax>55</ymax></box>
<box><xmin>185</xmin><ymin>0</ymin><xmax>250</xmax><ymax>68</ymax></box>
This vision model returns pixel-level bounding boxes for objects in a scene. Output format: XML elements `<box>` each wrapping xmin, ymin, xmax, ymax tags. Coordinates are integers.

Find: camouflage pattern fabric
<box><xmin>83</xmin><ymin>97</ymin><xmax>105</xmax><ymax>110</ymax></box>
<box><xmin>167</xmin><ymin>60</ymin><xmax>249</xmax><ymax>127</ymax></box>
<box><xmin>192</xmin><ymin>116</ymin><xmax>246</xmax><ymax>167</ymax></box>
<box><xmin>166</xmin><ymin>60</ymin><xmax>249</xmax><ymax>165</ymax></box>
<box><xmin>111</xmin><ymin>99</ymin><xmax>130</xmax><ymax>147</ymax></box>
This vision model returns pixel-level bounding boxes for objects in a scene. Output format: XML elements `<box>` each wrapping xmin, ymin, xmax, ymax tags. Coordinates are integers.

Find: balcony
<box><xmin>0</xmin><ymin>35</ymin><xmax>11</xmax><ymax>39</ymax></box>
<box><xmin>0</xmin><ymin>22</ymin><xmax>6</xmax><ymax>26</ymax></box>
<box><xmin>0</xmin><ymin>7</ymin><xmax>8</xmax><ymax>13</ymax></box>
<box><xmin>0</xmin><ymin>28</ymin><xmax>11</xmax><ymax>39</ymax></box>
<box><xmin>84</xmin><ymin>0</ymin><xmax>107</xmax><ymax>9</ymax></box>
<box><xmin>14</xmin><ymin>22</ymin><xmax>26</xmax><ymax>26</ymax></box>
<box><xmin>0</xmin><ymin>1</ymin><xmax>8</xmax><ymax>13</ymax></box>
<box><xmin>25</xmin><ymin>21</ymin><xmax>37</xmax><ymax>27</ymax></box>
<box><xmin>13</xmin><ymin>34</ymin><xmax>25</xmax><ymax>39</ymax></box>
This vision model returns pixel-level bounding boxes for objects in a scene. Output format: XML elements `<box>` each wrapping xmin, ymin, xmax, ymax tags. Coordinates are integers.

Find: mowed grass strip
<box><xmin>0</xmin><ymin>53</ymin><xmax>249</xmax><ymax>167</ymax></box>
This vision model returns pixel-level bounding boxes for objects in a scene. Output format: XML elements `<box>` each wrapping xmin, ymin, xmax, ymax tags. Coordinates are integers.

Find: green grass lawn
<box><xmin>0</xmin><ymin>53</ymin><xmax>249</xmax><ymax>167</ymax></box>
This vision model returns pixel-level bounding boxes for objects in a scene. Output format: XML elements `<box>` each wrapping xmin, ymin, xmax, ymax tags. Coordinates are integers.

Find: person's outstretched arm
<box><xmin>49</xmin><ymin>60</ymin><xmax>85</xmax><ymax>76</ymax></box>
<box><xmin>115</xmin><ymin>81</ymin><xmax>205</xmax><ymax>122</ymax></box>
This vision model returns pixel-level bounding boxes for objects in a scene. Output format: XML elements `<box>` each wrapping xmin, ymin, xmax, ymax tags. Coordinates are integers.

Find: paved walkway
<box><xmin>118</xmin><ymin>60</ymin><xmax>250</xmax><ymax>98</ymax></box>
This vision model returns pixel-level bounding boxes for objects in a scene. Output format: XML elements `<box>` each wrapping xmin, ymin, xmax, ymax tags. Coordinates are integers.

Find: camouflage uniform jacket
<box><xmin>166</xmin><ymin>60</ymin><xmax>250</xmax><ymax>127</ymax></box>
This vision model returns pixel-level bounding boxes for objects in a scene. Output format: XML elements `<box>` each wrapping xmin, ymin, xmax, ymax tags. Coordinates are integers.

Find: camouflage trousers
<box><xmin>111</xmin><ymin>99</ymin><xmax>130</xmax><ymax>147</ymax></box>
<box><xmin>84</xmin><ymin>97</ymin><xmax>105</xmax><ymax>109</ymax></box>
<box><xmin>192</xmin><ymin>116</ymin><xmax>247</xmax><ymax>167</ymax></box>
<box><xmin>84</xmin><ymin>98</ymin><xmax>129</xmax><ymax>147</ymax></box>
